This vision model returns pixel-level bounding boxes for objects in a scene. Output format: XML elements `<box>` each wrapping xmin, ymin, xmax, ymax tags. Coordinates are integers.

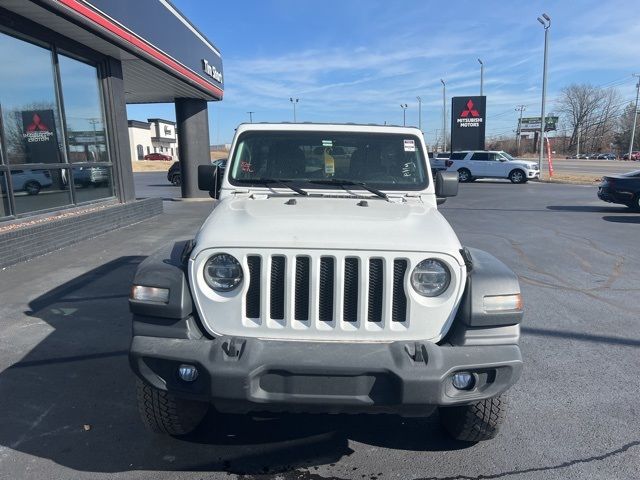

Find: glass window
<box><xmin>229</xmin><ymin>131</ymin><xmax>428</xmax><ymax>190</ymax></box>
<box><xmin>0</xmin><ymin>32</ymin><xmax>64</xmax><ymax>165</ymax></box>
<box><xmin>0</xmin><ymin>171</ymin><xmax>11</xmax><ymax>217</ymax></box>
<box><xmin>10</xmin><ymin>168</ymin><xmax>71</xmax><ymax>214</ymax></box>
<box><xmin>136</xmin><ymin>145</ymin><xmax>143</xmax><ymax>159</ymax></box>
<box><xmin>471</xmin><ymin>152</ymin><xmax>489</xmax><ymax>161</ymax></box>
<box><xmin>449</xmin><ymin>152</ymin><xmax>467</xmax><ymax>160</ymax></box>
<box><xmin>58</xmin><ymin>54</ymin><xmax>109</xmax><ymax>163</ymax></box>
<box><xmin>72</xmin><ymin>165</ymin><xmax>113</xmax><ymax>203</ymax></box>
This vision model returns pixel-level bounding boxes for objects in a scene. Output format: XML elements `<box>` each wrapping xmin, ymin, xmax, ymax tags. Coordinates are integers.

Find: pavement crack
<box><xmin>414</xmin><ymin>439</ymin><xmax>640</xmax><ymax>480</ymax></box>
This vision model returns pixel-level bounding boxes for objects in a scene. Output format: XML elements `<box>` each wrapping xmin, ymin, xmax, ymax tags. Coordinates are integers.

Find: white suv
<box><xmin>446</xmin><ymin>150</ymin><xmax>539</xmax><ymax>183</ymax></box>
<box><xmin>129</xmin><ymin>123</ymin><xmax>524</xmax><ymax>443</ymax></box>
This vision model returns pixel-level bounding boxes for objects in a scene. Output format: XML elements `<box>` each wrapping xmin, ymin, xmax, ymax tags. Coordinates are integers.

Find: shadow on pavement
<box><xmin>602</xmin><ymin>215</ymin><xmax>640</xmax><ymax>224</ymax></box>
<box><xmin>0</xmin><ymin>257</ymin><xmax>467</xmax><ymax>476</ymax></box>
<box><xmin>547</xmin><ymin>205</ymin><xmax>631</xmax><ymax>213</ymax></box>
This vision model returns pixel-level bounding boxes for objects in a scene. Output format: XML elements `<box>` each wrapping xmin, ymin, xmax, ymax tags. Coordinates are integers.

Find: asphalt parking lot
<box><xmin>1</xmin><ymin>176</ymin><xmax>639</xmax><ymax>480</ymax></box>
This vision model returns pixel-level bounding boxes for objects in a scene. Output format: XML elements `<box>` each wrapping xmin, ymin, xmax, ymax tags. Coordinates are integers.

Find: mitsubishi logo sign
<box><xmin>451</xmin><ymin>96</ymin><xmax>486</xmax><ymax>150</ymax></box>
<box><xmin>460</xmin><ymin>99</ymin><xmax>480</xmax><ymax>118</ymax></box>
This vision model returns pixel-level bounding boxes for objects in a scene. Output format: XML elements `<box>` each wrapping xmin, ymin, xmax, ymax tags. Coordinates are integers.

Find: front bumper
<box><xmin>130</xmin><ymin>334</ymin><xmax>522</xmax><ymax>415</ymax></box>
<box><xmin>598</xmin><ymin>187</ymin><xmax>632</xmax><ymax>204</ymax></box>
<box><xmin>527</xmin><ymin>170</ymin><xmax>540</xmax><ymax>179</ymax></box>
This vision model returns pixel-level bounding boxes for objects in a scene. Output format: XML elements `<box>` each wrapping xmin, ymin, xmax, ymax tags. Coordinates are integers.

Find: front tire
<box><xmin>136</xmin><ymin>379</ymin><xmax>208</xmax><ymax>436</ymax></box>
<box><xmin>509</xmin><ymin>169</ymin><xmax>526</xmax><ymax>184</ymax></box>
<box><xmin>458</xmin><ymin>168</ymin><xmax>472</xmax><ymax>183</ymax></box>
<box><xmin>627</xmin><ymin>194</ymin><xmax>640</xmax><ymax>211</ymax></box>
<box><xmin>171</xmin><ymin>174</ymin><xmax>182</xmax><ymax>186</ymax></box>
<box><xmin>439</xmin><ymin>395</ymin><xmax>508</xmax><ymax>442</ymax></box>
<box><xmin>24</xmin><ymin>180</ymin><xmax>41</xmax><ymax>195</ymax></box>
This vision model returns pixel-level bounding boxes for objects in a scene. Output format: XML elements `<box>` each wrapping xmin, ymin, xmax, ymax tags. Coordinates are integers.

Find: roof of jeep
<box><xmin>234</xmin><ymin>122</ymin><xmax>423</xmax><ymax>135</ymax></box>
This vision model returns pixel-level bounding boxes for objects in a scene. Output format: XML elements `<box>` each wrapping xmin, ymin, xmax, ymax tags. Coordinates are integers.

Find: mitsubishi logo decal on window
<box><xmin>26</xmin><ymin>113</ymin><xmax>50</xmax><ymax>132</ymax></box>
<box><xmin>460</xmin><ymin>100</ymin><xmax>480</xmax><ymax>118</ymax></box>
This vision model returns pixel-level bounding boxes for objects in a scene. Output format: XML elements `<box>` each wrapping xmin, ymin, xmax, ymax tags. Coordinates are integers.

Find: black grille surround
<box><xmin>270</xmin><ymin>256</ymin><xmax>286</xmax><ymax>320</ymax></box>
<box><xmin>368</xmin><ymin>258</ymin><xmax>383</xmax><ymax>322</ymax></box>
<box><xmin>343</xmin><ymin>258</ymin><xmax>359</xmax><ymax>322</ymax></box>
<box><xmin>318</xmin><ymin>257</ymin><xmax>335</xmax><ymax>322</ymax></box>
<box><xmin>392</xmin><ymin>259</ymin><xmax>408</xmax><ymax>323</ymax></box>
<box><xmin>294</xmin><ymin>257</ymin><xmax>310</xmax><ymax>321</ymax></box>
<box><xmin>245</xmin><ymin>255</ymin><xmax>261</xmax><ymax>318</ymax></box>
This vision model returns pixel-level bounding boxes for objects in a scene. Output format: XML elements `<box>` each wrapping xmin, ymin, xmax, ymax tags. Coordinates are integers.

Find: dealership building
<box><xmin>128</xmin><ymin>118</ymin><xmax>180</xmax><ymax>161</ymax></box>
<box><xmin>0</xmin><ymin>0</ymin><xmax>223</xmax><ymax>268</ymax></box>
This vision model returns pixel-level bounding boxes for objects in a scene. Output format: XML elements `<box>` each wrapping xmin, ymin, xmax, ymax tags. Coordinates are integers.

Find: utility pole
<box><xmin>576</xmin><ymin>126</ymin><xmax>581</xmax><ymax>157</ymax></box>
<box><xmin>628</xmin><ymin>74</ymin><xmax>640</xmax><ymax>160</ymax></box>
<box><xmin>289</xmin><ymin>97</ymin><xmax>299</xmax><ymax>122</ymax></box>
<box><xmin>441</xmin><ymin>79</ymin><xmax>447</xmax><ymax>152</ymax></box>
<box><xmin>515</xmin><ymin>105</ymin><xmax>526</xmax><ymax>155</ymax></box>
<box><xmin>247</xmin><ymin>111</ymin><xmax>254</xmax><ymax>123</ymax></box>
<box><xmin>416</xmin><ymin>96</ymin><xmax>422</xmax><ymax>131</ymax></box>
<box><xmin>400</xmin><ymin>104</ymin><xmax>408</xmax><ymax>126</ymax></box>
<box><xmin>537</xmin><ymin>13</ymin><xmax>551</xmax><ymax>170</ymax></box>
<box><xmin>478</xmin><ymin>59</ymin><xmax>484</xmax><ymax>96</ymax></box>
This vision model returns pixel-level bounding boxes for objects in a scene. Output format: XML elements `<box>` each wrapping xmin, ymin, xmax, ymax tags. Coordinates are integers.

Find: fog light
<box><xmin>452</xmin><ymin>372</ymin><xmax>475</xmax><ymax>390</ymax></box>
<box><xmin>177</xmin><ymin>364</ymin><xmax>198</xmax><ymax>382</ymax></box>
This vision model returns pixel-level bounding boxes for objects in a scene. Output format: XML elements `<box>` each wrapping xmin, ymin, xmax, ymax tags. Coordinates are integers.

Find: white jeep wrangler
<box><xmin>129</xmin><ymin>123</ymin><xmax>523</xmax><ymax>442</ymax></box>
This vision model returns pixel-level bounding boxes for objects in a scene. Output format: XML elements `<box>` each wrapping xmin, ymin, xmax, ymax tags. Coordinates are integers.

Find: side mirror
<box><xmin>198</xmin><ymin>164</ymin><xmax>221</xmax><ymax>198</ymax></box>
<box><xmin>435</xmin><ymin>171</ymin><xmax>459</xmax><ymax>198</ymax></box>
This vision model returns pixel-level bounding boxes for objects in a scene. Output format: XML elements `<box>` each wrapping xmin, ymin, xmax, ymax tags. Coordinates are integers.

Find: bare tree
<box><xmin>556</xmin><ymin>84</ymin><xmax>620</xmax><ymax>153</ymax></box>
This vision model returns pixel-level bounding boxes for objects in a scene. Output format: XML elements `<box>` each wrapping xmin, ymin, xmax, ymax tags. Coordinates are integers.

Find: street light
<box><xmin>628</xmin><ymin>75</ymin><xmax>640</xmax><ymax>160</ymax></box>
<box><xmin>289</xmin><ymin>97</ymin><xmax>299</xmax><ymax>122</ymax></box>
<box><xmin>400</xmin><ymin>104</ymin><xmax>408</xmax><ymax>126</ymax></box>
<box><xmin>440</xmin><ymin>79</ymin><xmax>447</xmax><ymax>152</ymax></box>
<box><xmin>247</xmin><ymin>111</ymin><xmax>254</xmax><ymax>123</ymax></box>
<box><xmin>477</xmin><ymin>58</ymin><xmax>484</xmax><ymax>96</ymax></box>
<box><xmin>416</xmin><ymin>96</ymin><xmax>422</xmax><ymax>131</ymax></box>
<box><xmin>537</xmin><ymin>13</ymin><xmax>551</xmax><ymax>171</ymax></box>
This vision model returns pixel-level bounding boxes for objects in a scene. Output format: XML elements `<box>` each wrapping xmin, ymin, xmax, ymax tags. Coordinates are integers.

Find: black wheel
<box><xmin>136</xmin><ymin>379</ymin><xmax>208</xmax><ymax>436</ymax></box>
<box><xmin>509</xmin><ymin>169</ymin><xmax>526</xmax><ymax>184</ymax></box>
<box><xmin>24</xmin><ymin>180</ymin><xmax>41</xmax><ymax>195</ymax></box>
<box><xmin>171</xmin><ymin>174</ymin><xmax>182</xmax><ymax>186</ymax></box>
<box><xmin>457</xmin><ymin>168</ymin><xmax>472</xmax><ymax>183</ymax></box>
<box><xmin>439</xmin><ymin>395</ymin><xmax>508</xmax><ymax>442</ymax></box>
<box><xmin>627</xmin><ymin>195</ymin><xmax>640</xmax><ymax>211</ymax></box>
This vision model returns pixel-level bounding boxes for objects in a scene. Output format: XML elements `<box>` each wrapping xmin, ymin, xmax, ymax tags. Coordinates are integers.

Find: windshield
<box><xmin>228</xmin><ymin>131</ymin><xmax>428</xmax><ymax>191</ymax></box>
<box><xmin>501</xmin><ymin>152</ymin><xmax>516</xmax><ymax>161</ymax></box>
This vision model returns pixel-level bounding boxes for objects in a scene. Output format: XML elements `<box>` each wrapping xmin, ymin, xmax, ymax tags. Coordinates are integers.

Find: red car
<box><xmin>143</xmin><ymin>153</ymin><xmax>172</xmax><ymax>161</ymax></box>
<box><xmin>622</xmin><ymin>151</ymin><xmax>640</xmax><ymax>161</ymax></box>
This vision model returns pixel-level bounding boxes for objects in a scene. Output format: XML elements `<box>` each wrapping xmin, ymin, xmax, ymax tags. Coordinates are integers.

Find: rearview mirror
<box><xmin>198</xmin><ymin>164</ymin><xmax>221</xmax><ymax>198</ymax></box>
<box><xmin>435</xmin><ymin>171</ymin><xmax>459</xmax><ymax>198</ymax></box>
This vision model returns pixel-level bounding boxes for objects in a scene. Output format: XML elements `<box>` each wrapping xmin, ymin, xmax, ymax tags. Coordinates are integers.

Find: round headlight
<box><xmin>410</xmin><ymin>259</ymin><xmax>451</xmax><ymax>297</ymax></box>
<box><xmin>203</xmin><ymin>254</ymin><xmax>243</xmax><ymax>292</ymax></box>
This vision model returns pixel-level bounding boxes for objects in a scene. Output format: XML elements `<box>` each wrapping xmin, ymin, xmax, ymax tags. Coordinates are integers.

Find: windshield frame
<box><xmin>226</xmin><ymin>130</ymin><xmax>429</xmax><ymax>192</ymax></box>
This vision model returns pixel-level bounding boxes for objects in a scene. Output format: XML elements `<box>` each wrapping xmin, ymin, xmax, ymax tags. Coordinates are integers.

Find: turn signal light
<box><xmin>483</xmin><ymin>294</ymin><xmax>523</xmax><ymax>313</ymax></box>
<box><xmin>130</xmin><ymin>285</ymin><xmax>170</xmax><ymax>303</ymax></box>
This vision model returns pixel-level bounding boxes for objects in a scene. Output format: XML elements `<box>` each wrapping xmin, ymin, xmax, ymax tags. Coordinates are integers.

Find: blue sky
<box><xmin>127</xmin><ymin>0</ymin><xmax>640</xmax><ymax>146</ymax></box>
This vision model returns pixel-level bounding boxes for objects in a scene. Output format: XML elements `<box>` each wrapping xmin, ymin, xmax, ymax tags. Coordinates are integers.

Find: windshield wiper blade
<box><xmin>309</xmin><ymin>178</ymin><xmax>389</xmax><ymax>201</ymax></box>
<box><xmin>235</xmin><ymin>178</ymin><xmax>308</xmax><ymax>196</ymax></box>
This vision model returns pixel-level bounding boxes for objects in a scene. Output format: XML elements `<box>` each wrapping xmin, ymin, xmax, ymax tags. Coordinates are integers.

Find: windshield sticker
<box><xmin>402</xmin><ymin>162</ymin><xmax>416</xmax><ymax>177</ymax></box>
<box><xmin>404</xmin><ymin>139</ymin><xmax>416</xmax><ymax>152</ymax></box>
<box><xmin>241</xmin><ymin>161</ymin><xmax>254</xmax><ymax>173</ymax></box>
<box><xmin>324</xmin><ymin>150</ymin><xmax>335</xmax><ymax>174</ymax></box>
<box><xmin>322</xmin><ymin>140</ymin><xmax>333</xmax><ymax>147</ymax></box>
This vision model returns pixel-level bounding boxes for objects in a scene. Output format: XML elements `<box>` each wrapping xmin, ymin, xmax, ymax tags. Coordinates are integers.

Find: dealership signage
<box><xmin>451</xmin><ymin>96</ymin><xmax>486</xmax><ymax>151</ymax></box>
<box><xmin>21</xmin><ymin>110</ymin><xmax>60</xmax><ymax>162</ymax></box>
<box><xmin>202</xmin><ymin>59</ymin><xmax>223</xmax><ymax>83</ymax></box>
<box><xmin>519</xmin><ymin>116</ymin><xmax>559</xmax><ymax>132</ymax></box>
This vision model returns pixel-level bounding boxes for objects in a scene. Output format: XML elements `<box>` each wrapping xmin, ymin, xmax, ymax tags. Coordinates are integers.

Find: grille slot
<box><xmin>392</xmin><ymin>259</ymin><xmax>408</xmax><ymax>322</ymax></box>
<box><xmin>245</xmin><ymin>256</ymin><xmax>261</xmax><ymax>318</ymax></box>
<box><xmin>343</xmin><ymin>257</ymin><xmax>359</xmax><ymax>322</ymax></box>
<box><xmin>319</xmin><ymin>257</ymin><xmax>335</xmax><ymax>321</ymax></box>
<box><xmin>270</xmin><ymin>256</ymin><xmax>286</xmax><ymax>320</ymax></box>
<box><xmin>294</xmin><ymin>256</ymin><xmax>310</xmax><ymax>321</ymax></box>
<box><xmin>368</xmin><ymin>259</ymin><xmax>383</xmax><ymax>322</ymax></box>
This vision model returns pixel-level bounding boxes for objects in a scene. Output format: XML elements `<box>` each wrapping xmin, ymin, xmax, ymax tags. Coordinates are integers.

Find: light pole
<box><xmin>515</xmin><ymin>105</ymin><xmax>526</xmax><ymax>155</ymax></box>
<box><xmin>478</xmin><ymin>58</ymin><xmax>484</xmax><ymax>96</ymax></box>
<box><xmin>247</xmin><ymin>111</ymin><xmax>254</xmax><ymax>123</ymax></box>
<box><xmin>289</xmin><ymin>97</ymin><xmax>299</xmax><ymax>122</ymax></box>
<box><xmin>537</xmin><ymin>13</ymin><xmax>551</xmax><ymax>171</ymax></box>
<box><xmin>416</xmin><ymin>96</ymin><xmax>422</xmax><ymax>131</ymax></box>
<box><xmin>628</xmin><ymin>74</ymin><xmax>640</xmax><ymax>160</ymax></box>
<box><xmin>440</xmin><ymin>79</ymin><xmax>447</xmax><ymax>152</ymax></box>
<box><xmin>400</xmin><ymin>104</ymin><xmax>408</xmax><ymax>126</ymax></box>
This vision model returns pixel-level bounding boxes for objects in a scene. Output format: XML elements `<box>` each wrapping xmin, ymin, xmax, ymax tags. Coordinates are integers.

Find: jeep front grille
<box><xmin>244</xmin><ymin>254</ymin><xmax>407</xmax><ymax>327</ymax></box>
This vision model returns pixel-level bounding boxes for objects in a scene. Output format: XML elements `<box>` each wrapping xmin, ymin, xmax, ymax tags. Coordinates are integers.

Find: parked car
<box><xmin>596</xmin><ymin>153</ymin><xmax>617</xmax><ymax>160</ymax></box>
<box><xmin>597</xmin><ymin>169</ymin><xmax>640</xmax><ymax>210</ymax></box>
<box><xmin>167</xmin><ymin>158</ymin><xmax>227</xmax><ymax>186</ymax></box>
<box><xmin>130</xmin><ymin>123</ymin><xmax>524</xmax><ymax>443</ymax></box>
<box><xmin>445</xmin><ymin>150</ymin><xmax>539</xmax><ymax>183</ymax></box>
<box><xmin>428</xmin><ymin>152</ymin><xmax>449</xmax><ymax>172</ymax></box>
<box><xmin>622</xmin><ymin>152</ymin><xmax>640</xmax><ymax>161</ymax></box>
<box><xmin>73</xmin><ymin>166</ymin><xmax>109</xmax><ymax>187</ymax></box>
<box><xmin>6</xmin><ymin>169</ymin><xmax>53</xmax><ymax>195</ymax></box>
<box><xmin>144</xmin><ymin>153</ymin><xmax>172</xmax><ymax>161</ymax></box>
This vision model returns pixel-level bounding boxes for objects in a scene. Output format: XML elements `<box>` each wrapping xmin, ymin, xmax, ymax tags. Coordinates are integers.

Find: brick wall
<box><xmin>0</xmin><ymin>198</ymin><xmax>162</xmax><ymax>269</ymax></box>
